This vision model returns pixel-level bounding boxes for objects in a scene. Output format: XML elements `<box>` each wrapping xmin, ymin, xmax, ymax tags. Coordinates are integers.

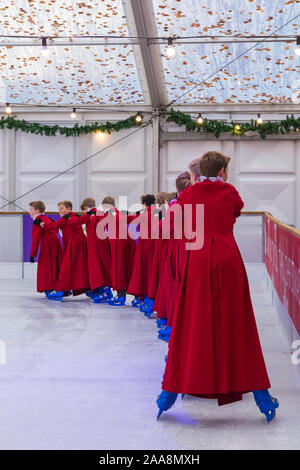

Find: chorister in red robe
<box><xmin>162</xmin><ymin>180</ymin><xmax>271</xmax><ymax>406</ymax></box>
<box><xmin>30</xmin><ymin>214</ymin><xmax>62</xmax><ymax>293</ymax></box>
<box><xmin>104</xmin><ymin>208</ymin><xmax>137</xmax><ymax>292</ymax></box>
<box><xmin>69</xmin><ymin>210</ymin><xmax>112</xmax><ymax>290</ymax></box>
<box><xmin>127</xmin><ymin>205</ymin><xmax>158</xmax><ymax>298</ymax></box>
<box><xmin>153</xmin><ymin>198</ymin><xmax>179</xmax><ymax>321</ymax></box>
<box><xmin>43</xmin><ymin>213</ymin><xmax>89</xmax><ymax>295</ymax></box>
<box><xmin>147</xmin><ymin>234</ymin><xmax>168</xmax><ymax>302</ymax></box>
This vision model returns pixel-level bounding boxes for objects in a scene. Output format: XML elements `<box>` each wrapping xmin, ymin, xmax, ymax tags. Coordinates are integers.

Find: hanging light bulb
<box><xmin>96</xmin><ymin>129</ymin><xmax>106</xmax><ymax>137</ymax></box>
<box><xmin>70</xmin><ymin>108</ymin><xmax>77</xmax><ymax>119</ymax></box>
<box><xmin>5</xmin><ymin>103</ymin><xmax>12</xmax><ymax>114</ymax></box>
<box><xmin>135</xmin><ymin>112</ymin><xmax>143</xmax><ymax>123</ymax></box>
<box><xmin>196</xmin><ymin>113</ymin><xmax>204</xmax><ymax>125</ymax></box>
<box><xmin>166</xmin><ymin>38</ymin><xmax>176</xmax><ymax>57</ymax></box>
<box><xmin>41</xmin><ymin>37</ymin><xmax>49</xmax><ymax>55</ymax></box>
<box><xmin>295</xmin><ymin>36</ymin><xmax>300</xmax><ymax>56</ymax></box>
<box><xmin>256</xmin><ymin>113</ymin><xmax>263</xmax><ymax>125</ymax></box>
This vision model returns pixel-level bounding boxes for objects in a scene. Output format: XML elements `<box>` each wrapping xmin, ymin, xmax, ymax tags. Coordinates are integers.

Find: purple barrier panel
<box><xmin>127</xmin><ymin>222</ymin><xmax>139</xmax><ymax>244</ymax></box>
<box><xmin>23</xmin><ymin>214</ymin><xmax>62</xmax><ymax>262</ymax></box>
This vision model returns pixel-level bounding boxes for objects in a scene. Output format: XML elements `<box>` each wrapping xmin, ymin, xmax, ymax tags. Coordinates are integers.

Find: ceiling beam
<box><xmin>0</xmin><ymin>35</ymin><xmax>295</xmax><ymax>47</ymax></box>
<box><xmin>165</xmin><ymin>104</ymin><xmax>300</xmax><ymax>114</ymax></box>
<box><xmin>127</xmin><ymin>0</ymin><xmax>167</xmax><ymax>108</ymax></box>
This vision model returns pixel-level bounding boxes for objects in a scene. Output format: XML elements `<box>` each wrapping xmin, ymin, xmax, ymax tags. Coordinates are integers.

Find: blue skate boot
<box><xmin>85</xmin><ymin>289</ymin><xmax>93</xmax><ymax>298</ymax></box>
<box><xmin>91</xmin><ymin>287</ymin><xmax>105</xmax><ymax>303</ymax></box>
<box><xmin>253</xmin><ymin>390</ymin><xmax>279</xmax><ymax>422</ymax></box>
<box><xmin>93</xmin><ymin>294</ymin><xmax>108</xmax><ymax>304</ymax></box>
<box><xmin>139</xmin><ymin>296</ymin><xmax>147</xmax><ymax>312</ymax></box>
<box><xmin>107</xmin><ymin>296</ymin><xmax>126</xmax><ymax>307</ymax></box>
<box><xmin>144</xmin><ymin>298</ymin><xmax>155</xmax><ymax>318</ymax></box>
<box><xmin>45</xmin><ymin>289</ymin><xmax>54</xmax><ymax>298</ymax></box>
<box><xmin>47</xmin><ymin>291</ymin><xmax>64</xmax><ymax>301</ymax></box>
<box><xmin>104</xmin><ymin>287</ymin><xmax>113</xmax><ymax>300</ymax></box>
<box><xmin>158</xmin><ymin>326</ymin><xmax>172</xmax><ymax>342</ymax></box>
<box><xmin>156</xmin><ymin>318</ymin><xmax>167</xmax><ymax>329</ymax></box>
<box><xmin>156</xmin><ymin>390</ymin><xmax>178</xmax><ymax>420</ymax></box>
<box><xmin>131</xmin><ymin>296</ymin><xmax>142</xmax><ymax>308</ymax></box>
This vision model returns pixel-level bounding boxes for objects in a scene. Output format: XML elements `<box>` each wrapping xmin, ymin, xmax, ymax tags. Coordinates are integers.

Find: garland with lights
<box><xmin>165</xmin><ymin>109</ymin><xmax>300</xmax><ymax>139</ymax></box>
<box><xmin>0</xmin><ymin>109</ymin><xmax>300</xmax><ymax>139</ymax></box>
<box><xmin>0</xmin><ymin>114</ymin><xmax>144</xmax><ymax>137</ymax></box>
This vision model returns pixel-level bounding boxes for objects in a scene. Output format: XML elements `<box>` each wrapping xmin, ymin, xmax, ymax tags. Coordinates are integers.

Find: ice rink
<box><xmin>0</xmin><ymin>268</ymin><xmax>299</xmax><ymax>450</ymax></box>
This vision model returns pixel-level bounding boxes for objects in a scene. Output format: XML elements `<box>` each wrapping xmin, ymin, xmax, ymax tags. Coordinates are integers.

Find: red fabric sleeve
<box><xmin>68</xmin><ymin>213</ymin><xmax>89</xmax><ymax>226</ymax></box>
<box><xmin>30</xmin><ymin>225</ymin><xmax>42</xmax><ymax>258</ymax></box>
<box><xmin>232</xmin><ymin>187</ymin><xmax>244</xmax><ymax>221</ymax></box>
<box><xmin>43</xmin><ymin>217</ymin><xmax>67</xmax><ymax>232</ymax></box>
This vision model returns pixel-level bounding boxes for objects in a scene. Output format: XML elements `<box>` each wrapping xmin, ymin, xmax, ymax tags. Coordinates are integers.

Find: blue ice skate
<box><xmin>45</xmin><ymin>289</ymin><xmax>54</xmax><ymax>298</ymax></box>
<box><xmin>156</xmin><ymin>318</ymin><xmax>167</xmax><ymax>329</ymax></box>
<box><xmin>144</xmin><ymin>298</ymin><xmax>155</xmax><ymax>318</ymax></box>
<box><xmin>93</xmin><ymin>294</ymin><xmax>108</xmax><ymax>304</ymax></box>
<box><xmin>131</xmin><ymin>296</ymin><xmax>142</xmax><ymax>308</ymax></box>
<box><xmin>158</xmin><ymin>326</ymin><xmax>171</xmax><ymax>342</ymax></box>
<box><xmin>107</xmin><ymin>296</ymin><xmax>126</xmax><ymax>307</ymax></box>
<box><xmin>139</xmin><ymin>296</ymin><xmax>149</xmax><ymax>312</ymax></box>
<box><xmin>85</xmin><ymin>289</ymin><xmax>93</xmax><ymax>298</ymax></box>
<box><xmin>253</xmin><ymin>390</ymin><xmax>279</xmax><ymax>422</ymax></box>
<box><xmin>47</xmin><ymin>291</ymin><xmax>64</xmax><ymax>301</ymax></box>
<box><xmin>104</xmin><ymin>287</ymin><xmax>113</xmax><ymax>300</ymax></box>
<box><xmin>156</xmin><ymin>390</ymin><xmax>178</xmax><ymax>420</ymax></box>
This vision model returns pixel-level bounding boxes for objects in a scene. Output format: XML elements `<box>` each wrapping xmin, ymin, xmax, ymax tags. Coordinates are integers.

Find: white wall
<box><xmin>0</xmin><ymin>113</ymin><xmax>153</xmax><ymax>213</ymax></box>
<box><xmin>160</xmin><ymin>136</ymin><xmax>300</xmax><ymax>230</ymax></box>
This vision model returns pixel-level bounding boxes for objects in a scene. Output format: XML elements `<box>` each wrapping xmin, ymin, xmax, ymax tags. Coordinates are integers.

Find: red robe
<box><xmin>43</xmin><ymin>213</ymin><xmax>89</xmax><ymax>295</ymax></box>
<box><xmin>127</xmin><ymin>206</ymin><xmax>158</xmax><ymax>298</ymax></box>
<box><xmin>30</xmin><ymin>214</ymin><xmax>62</xmax><ymax>293</ymax></box>
<box><xmin>69</xmin><ymin>211</ymin><xmax>111</xmax><ymax>290</ymax></box>
<box><xmin>162</xmin><ymin>181</ymin><xmax>271</xmax><ymax>405</ymax></box>
<box><xmin>105</xmin><ymin>209</ymin><xmax>137</xmax><ymax>292</ymax></box>
<box><xmin>153</xmin><ymin>199</ymin><xmax>179</xmax><ymax>320</ymax></box>
<box><xmin>147</xmin><ymin>236</ymin><xmax>168</xmax><ymax>301</ymax></box>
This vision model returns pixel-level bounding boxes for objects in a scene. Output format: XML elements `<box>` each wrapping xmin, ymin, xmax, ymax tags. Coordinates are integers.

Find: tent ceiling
<box><xmin>0</xmin><ymin>0</ymin><xmax>299</xmax><ymax>108</ymax></box>
<box><xmin>0</xmin><ymin>0</ymin><xmax>147</xmax><ymax>106</ymax></box>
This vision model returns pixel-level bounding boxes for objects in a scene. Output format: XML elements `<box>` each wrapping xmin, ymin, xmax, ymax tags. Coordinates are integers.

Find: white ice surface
<box><xmin>0</xmin><ymin>268</ymin><xmax>299</xmax><ymax>450</ymax></box>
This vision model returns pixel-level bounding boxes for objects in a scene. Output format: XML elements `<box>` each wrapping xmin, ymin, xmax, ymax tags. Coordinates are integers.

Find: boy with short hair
<box><xmin>68</xmin><ymin>197</ymin><xmax>112</xmax><ymax>303</ymax></box>
<box><xmin>41</xmin><ymin>200</ymin><xmax>89</xmax><ymax>300</ymax></box>
<box><xmin>29</xmin><ymin>201</ymin><xmax>62</xmax><ymax>297</ymax></box>
<box><xmin>99</xmin><ymin>196</ymin><xmax>136</xmax><ymax>306</ymax></box>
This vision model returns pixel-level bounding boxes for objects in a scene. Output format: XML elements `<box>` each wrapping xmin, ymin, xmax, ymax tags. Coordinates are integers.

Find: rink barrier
<box><xmin>264</xmin><ymin>212</ymin><xmax>300</xmax><ymax>336</ymax></box>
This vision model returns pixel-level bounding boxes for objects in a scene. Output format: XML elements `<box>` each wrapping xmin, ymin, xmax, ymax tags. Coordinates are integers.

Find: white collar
<box><xmin>200</xmin><ymin>176</ymin><xmax>225</xmax><ymax>183</ymax></box>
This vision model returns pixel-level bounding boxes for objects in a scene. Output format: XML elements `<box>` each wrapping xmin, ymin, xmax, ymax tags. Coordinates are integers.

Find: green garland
<box><xmin>0</xmin><ymin>109</ymin><xmax>299</xmax><ymax>139</ymax></box>
<box><xmin>166</xmin><ymin>109</ymin><xmax>300</xmax><ymax>139</ymax></box>
<box><xmin>0</xmin><ymin>114</ymin><xmax>142</xmax><ymax>137</ymax></box>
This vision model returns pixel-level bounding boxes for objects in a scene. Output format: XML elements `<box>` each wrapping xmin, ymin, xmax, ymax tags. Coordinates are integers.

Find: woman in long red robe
<box><xmin>157</xmin><ymin>151</ymin><xmax>279</xmax><ymax>422</ymax></box>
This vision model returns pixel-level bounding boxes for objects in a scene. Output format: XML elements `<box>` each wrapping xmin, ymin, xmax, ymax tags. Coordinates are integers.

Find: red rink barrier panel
<box><xmin>265</xmin><ymin>215</ymin><xmax>300</xmax><ymax>336</ymax></box>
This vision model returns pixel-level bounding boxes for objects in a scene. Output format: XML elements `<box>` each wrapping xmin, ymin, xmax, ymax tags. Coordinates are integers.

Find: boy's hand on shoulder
<box><xmin>33</xmin><ymin>218</ymin><xmax>42</xmax><ymax>227</ymax></box>
<box><xmin>87</xmin><ymin>208</ymin><xmax>97</xmax><ymax>216</ymax></box>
